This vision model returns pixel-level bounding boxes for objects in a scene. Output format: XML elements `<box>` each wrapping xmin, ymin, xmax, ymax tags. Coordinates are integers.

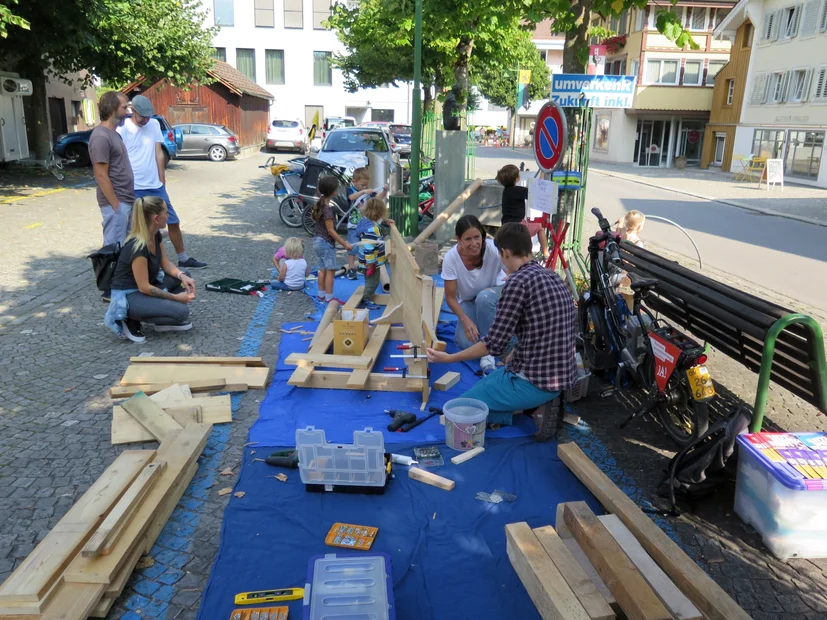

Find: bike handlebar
<box><xmin>592</xmin><ymin>207</ymin><xmax>621</xmax><ymax>266</ymax></box>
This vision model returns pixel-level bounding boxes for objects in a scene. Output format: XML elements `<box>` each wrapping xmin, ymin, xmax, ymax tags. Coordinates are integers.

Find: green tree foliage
<box><xmin>0</xmin><ymin>1</ymin><xmax>29</xmax><ymax>39</ymax></box>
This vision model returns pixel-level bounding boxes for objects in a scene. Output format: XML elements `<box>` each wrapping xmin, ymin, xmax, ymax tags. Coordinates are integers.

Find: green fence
<box><xmin>389</xmin><ymin>194</ymin><xmax>417</xmax><ymax>237</ymax></box>
<box><xmin>420</xmin><ymin>110</ymin><xmax>475</xmax><ymax>180</ymax></box>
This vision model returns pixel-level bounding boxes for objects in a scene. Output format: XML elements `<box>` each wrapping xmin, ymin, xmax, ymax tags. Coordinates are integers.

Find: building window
<box><xmin>726</xmin><ymin>79</ymin><xmax>735</xmax><ymax>104</ymax></box>
<box><xmin>538</xmin><ymin>49</ymin><xmax>548</xmax><ymax>63</ymax></box>
<box><xmin>683</xmin><ymin>60</ymin><xmax>703</xmax><ymax>85</ymax></box>
<box><xmin>767</xmin><ymin>71</ymin><xmax>789</xmax><ymax>103</ymax></box>
<box><xmin>780</xmin><ymin>4</ymin><xmax>803</xmax><ymax>39</ymax></box>
<box><xmin>644</xmin><ymin>59</ymin><xmax>679</xmax><ymax>85</ymax></box>
<box><xmin>750</xmin><ymin>73</ymin><xmax>769</xmax><ymax>104</ymax></box>
<box><xmin>789</xmin><ymin>68</ymin><xmax>813</xmax><ymax>102</ymax></box>
<box><xmin>236</xmin><ymin>48</ymin><xmax>256</xmax><ymax>81</ymax></box>
<box><xmin>313</xmin><ymin>51</ymin><xmax>332</xmax><ymax>86</ymax></box>
<box><xmin>812</xmin><ymin>66</ymin><xmax>827</xmax><ymax>101</ymax></box>
<box><xmin>265</xmin><ymin>50</ymin><xmax>285</xmax><ymax>85</ymax></box>
<box><xmin>313</xmin><ymin>0</ymin><xmax>332</xmax><ymax>29</ymax></box>
<box><xmin>606</xmin><ymin>59</ymin><xmax>626</xmax><ymax>75</ymax></box>
<box><xmin>712</xmin><ymin>8</ymin><xmax>730</xmax><ymax>29</ymax></box>
<box><xmin>820</xmin><ymin>0</ymin><xmax>827</xmax><ymax>31</ymax></box>
<box><xmin>799</xmin><ymin>0</ymin><xmax>822</xmax><ymax>36</ymax></box>
<box><xmin>691</xmin><ymin>7</ymin><xmax>708</xmax><ymax>30</ymax></box>
<box><xmin>786</xmin><ymin>130</ymin><xmax>824</xmax><ymax>177</ymax></box>
<box><xmin>214</xmin><ymin>0</ymin><xmax>234</xmax><ymax>26</ymax></box>
<box><xmin>742</xmin><ymin>22</ymin><xmax>754</xmax><ymax>48</ymax></box>
<box><xmin>284</xmin><ymin>0</ymin><xmax>303</xmax><ymax>28</ymax></box>
<box><xmin>631</xmin><ymin>59</ymin><xmax>639</xmax><ymax>78</ymax></box>
<box><xmin>212</xmin><ymin>47</ymin><xmax>227</xmax><ymax>61</ymax></box>
<box><xmin>618</xmin><ymin>10</ymin><xmax>628</xmax><ymax>35</ymax></box>
<box><xmin>707</xmin><ymin>61</ymin><xmax>727</xmax><ymax>85</ymax></box>
<box><xmin>255</xmin><ymin>0</ymin><xmax>274</xmax><ymax>27</ymax></box>
<box><xmin>761</xmin><ymin>10</ymin><xmax>780</xmax><ymax>41</ymax></box>
<box><xmin>713</xmin><ymin>134</ymin><xmax>726</xmax><ymax>165</ymax></box>
<box><xmin>635</xmin><ymin>8</ymin><xmax>647</xmax><ymax>31</ymax></box>
<box><xmin>752</xmin><ymin>129</ymin><xmax>786</xmax><ymax>159</ymax></box>
<box><xmin>372</xmin><ymin>109</ymin><xmax>394</xmax><ymax>122</ymax></box>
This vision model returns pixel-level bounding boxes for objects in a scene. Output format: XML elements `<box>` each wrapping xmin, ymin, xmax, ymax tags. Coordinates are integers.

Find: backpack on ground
<box><xmin>87</xmin><ymin>243</ymin><xmax>121</xmax><ymax>293</ymax></box>
<box><xmin>656</xmin><ymin>404</ymin><xmax>752</xmax><ymax>515</ymax></box>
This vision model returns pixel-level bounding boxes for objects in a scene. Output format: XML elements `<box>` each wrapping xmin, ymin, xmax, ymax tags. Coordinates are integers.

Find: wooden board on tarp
<box><xmin>111</xmin><ymin>395</ymin><xmax>231</xmax><ymax>445</ymax></box>
<box><xmin>120</xmin><ymin>364</ymin><xmax>268</xmax><ymax>389</ymax></box>
<box><xmin>0</xmin><ymin>451</ymin><xmax>155</xmax><ymax>605</ymax></box>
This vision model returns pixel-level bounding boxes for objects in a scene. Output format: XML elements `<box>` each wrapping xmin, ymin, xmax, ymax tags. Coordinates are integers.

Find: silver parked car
<box><xmin>311</xmin><ymin>127</ymin><xmax>399</xmax><ymax>173</ymax></box>
<box><xmin>174</xmin><ymin>123</ymin><xmax>240</xmax><ymax>162</ymax></box>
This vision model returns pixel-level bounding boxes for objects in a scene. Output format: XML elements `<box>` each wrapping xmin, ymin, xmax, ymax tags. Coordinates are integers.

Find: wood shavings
<box><xmin>234</xmin><ymin>491</ymin><xmax>246</xmax><ymax>498</ymax></box>
<box><xmin>275</xmin><ymin>473</ymin><xmax>288</xmax><ymax>482</ymax></box>
<box><xmin>433</xmin><ymin>512</ymin><xmax>437</xmax><ymax>520</ymax></box>
<box><xmin>253</xmin><ymin>458</ymin><xmax>265</xmax><ymax>463</ymax></box>
<box><xmin>243</xmin><ymin>441</ymin><xmax>259</xmax><ymax>447</ymax></box>
<box><xmin>218</xmin><ymin>487</ymin><xmax>233</xmax><ymax>496</ymax></box>
<box><xmin>220</xmin><ymin>468</ymin><xmax>234</xmax><ymax>476</ymax></box>
<box><xmin>136</xmin><ymin>556</ymin><xmax>155</xmax><ymax>569</ymax></box>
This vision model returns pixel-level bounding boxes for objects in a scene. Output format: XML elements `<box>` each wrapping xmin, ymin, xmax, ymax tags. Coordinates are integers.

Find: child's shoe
<box><xmin>346</xmin><ymin>268</ymin><xmax>358</xmax><ymax>280</ymax></box>
<box><xmin>359</xmin><ymin>300</ymin><xmax>381</xmax><ymax>310</ymax></box>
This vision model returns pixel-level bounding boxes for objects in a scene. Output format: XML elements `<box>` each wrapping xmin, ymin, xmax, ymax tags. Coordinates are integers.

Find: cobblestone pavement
<box><xmin>591</xmin><ymin>162</ymin><xmax>827</xmax><ymax>227</ymax></box>
<box><xmin>1</xmin><ymin>152</ymin><xmax>826</xmax><ymax>619</ymax></box>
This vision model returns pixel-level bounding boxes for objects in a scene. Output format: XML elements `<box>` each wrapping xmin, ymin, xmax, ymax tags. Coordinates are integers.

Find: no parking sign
<box><xmin>533</xmin><ymin>101</ymin><xmax>568</xmax><ymax>173</ymax></box>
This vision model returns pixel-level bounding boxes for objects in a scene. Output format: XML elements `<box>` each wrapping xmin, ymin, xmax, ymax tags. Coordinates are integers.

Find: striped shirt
<box><xmin>481</xmin><ymin>261</ymin><xmax>576</xmax><ymax>392</ymax></box>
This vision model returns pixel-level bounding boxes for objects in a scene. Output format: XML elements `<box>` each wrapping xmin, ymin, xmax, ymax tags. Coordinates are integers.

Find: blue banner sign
<box><xmin>551</xmin><ymin>74</ymin><xmax>637</xmax><ymax>108</ymax></box>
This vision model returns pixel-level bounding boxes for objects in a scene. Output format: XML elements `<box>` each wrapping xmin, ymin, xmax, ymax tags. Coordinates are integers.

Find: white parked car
<box><xmin>266</xmin><ymin>119</ymin><xmax>307</xmax><ymax>153</ymax></box>
<box><xmin>312</xmin><ymin>127</ymin><xmax>399</xmax><ymax>173</ymax></box>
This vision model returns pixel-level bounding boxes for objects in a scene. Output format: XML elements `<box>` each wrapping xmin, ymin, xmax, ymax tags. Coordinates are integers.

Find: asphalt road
<box><xmin>473</xmin><ymin>147</ymin><xmax>827</xmax><ymax>313</ymax></box>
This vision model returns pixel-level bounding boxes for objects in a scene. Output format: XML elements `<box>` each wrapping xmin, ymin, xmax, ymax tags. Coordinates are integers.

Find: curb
<box><xmin>590</xmin><ymin>168</ymin><xmax>827</xmax><ymax>229</ymax></box>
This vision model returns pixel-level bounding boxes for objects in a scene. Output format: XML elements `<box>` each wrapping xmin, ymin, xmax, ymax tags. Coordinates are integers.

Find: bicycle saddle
<box><xmin>629</xmin><ymin>274</ymin><xmax>659</xmax><ymax>291</ymax></box>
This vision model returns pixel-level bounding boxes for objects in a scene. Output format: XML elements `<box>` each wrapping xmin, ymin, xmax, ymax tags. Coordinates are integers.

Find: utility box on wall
<box><xmin>0</xmin><ymin>77</ymin><xmax>33</xmax><ymax>162</ymax></box>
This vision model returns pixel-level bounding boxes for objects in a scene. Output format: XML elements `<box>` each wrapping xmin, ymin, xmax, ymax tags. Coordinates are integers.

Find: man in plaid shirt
<box><xmin>427</xmin><ymin>223</ymin><xmax>576</xmax><ymax>440</ymax></box>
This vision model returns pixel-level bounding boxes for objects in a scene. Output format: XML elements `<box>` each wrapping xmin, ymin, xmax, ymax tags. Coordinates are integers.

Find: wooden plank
<box><xmin>104</xmin><ymin>544</ymin><xmax>143</xmax><ymax>597</ymax></box>
<box><xmin>82</xmin><ymin>461</ymin><xmax>167</xmax><ymax>558</ymax></box>
<box><xmin>148</xmin><ymin>383</ymin><xmax>189</xmax><ymax>403</ymax></box>
<box><xmin>109</xmin><ymin>379</ymin><xmax>227</xmax><ymax>399</ymax></box>
<box><xmin>0</xmin><ymin>451</ymin><xmax>154</xmax><ymax>604</ymax></box>
<box><xmin>373</xmin><ymin>293</ymin><xmax>390</xmax><ymax>306</ymax></box>
<box><xmin>408</xmin><ymin>467</ymin><xmax>455</xmax><ymax>490</ymax></box>
<box><xmin>143</xmin><ymin>458</ymin><xmax>200</xmax><ymax>553</ymax></box>
<box><xmin>558</xmin><ymin>442</ymin><xmax>750</xmax><ymax>620</ymax></box>
<box><xmin>450</xmin><ymin>447</ymin><xmax>484</xmax><ymax>464</ymax></box>
<box><xmin>120</xmin><ymin>364</ymin><xmax>268</xmax><ymax>389</ymax></box>
<box><xmin>302</xmin><ymin>371</ymin><xmax>424</xmax><ymax>392</ymax></box>
<box><xmin>433</xmin><ymin>286</ymin><xmax>445</xmax><ymax>325</ymax></box>
<box><xmin>343</xmin><ymin>286</ymin><xmax>365</xmax><ymax>310</ymax></box>
<box><xmin>562</xmin><ymin>502</ymin><xmax>671</xmax><ymax>620</ymax></box>
<box><xmin>598</xmin><ymin>515</ymin><xmax>702</xmax><ymax>620</ymax></box>
<box><xmin>434</xmin><ymin>371</ymin><xmax>461</xmax><ymax>391</ymax></box>
<box><xmin>287</xmin><ymin>366</ymin><xmax>315</xmax><ymax>387</ymax></box>
<box><xmin>371</xmin><ymin>301</ymin><xmax>404</xmax><ymax>324</ymax></box>
<box><xmin>347</xmin><ymin>324</ymin><xmax>391</xmax><ymax>389</ymax></box>
<box><xmin>388</xmin><ymin>326</ymin><xmax>408</xmax><ymax>341</ymax></box>
<box><xmin>285</xmin><ymin>352</ymin><xmax>373</xmax><ymax>369</ymax></box>
<box><xmin>112</xmin><ymin>396</ymin><xmax>230</xmax><ymax>445</ymax></box>
<box><xmin>129</xmin><ymin>356</ymin><xmax>265</xmax><ymax>367</ymax></box>
<box><xmin>167</xmin><ymin>406</ymin><xmax>201</xmax><ymax>426</ymax></box>
<box><xmin>505</xmin><ymin>523</ymin><xmax>591</xmax><ymax>620</ymax></box>
<box><xmin>89</xmin><ymin>592</ymin><xmax>116</xmax><ymax>618</ymax></box>
<box><xmin>121</xmin><ymin>393</ymin><xmax>183</xmax><ymax>442</ymax></box>
<box><xmin>40</xmin><ymin>581</ymin><xmax>107</xmax><ymax>620</ymax></box>
<box><xmin>63</xmin><ymin>424</ymin><xmax>211</xmax><ymax>585</ymax></box>
<box><xmin>533</xmin><ymin>526</ymin><xmax>615</xmax><ymax>620</ymax></box>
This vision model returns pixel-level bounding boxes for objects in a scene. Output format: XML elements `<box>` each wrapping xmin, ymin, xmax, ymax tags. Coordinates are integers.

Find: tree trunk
<box><xmin>563</xmin><ymin>0</ymin><xmax>593</xmax><ymax>74</ymax></box>
<box><xmin>453</xmin><ymin>36</ymin><xmax>474</xmax><ymax>110</ymax></box>
<box><xmin>30</xmin><ymin>74</ymin><xmax>53</xmax><ymax>161</ymax></box>
<box><xmin>423</xmin><ymin>83</ymin><xmax>433</xmax><ymax>113</ymax></box>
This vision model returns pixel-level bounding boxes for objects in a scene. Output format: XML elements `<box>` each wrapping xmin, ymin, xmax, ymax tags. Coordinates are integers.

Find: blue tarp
<box><xmin>197</xmin><ymin>439</ymin><xmax>602</xmax><ymax>620</ymax></box>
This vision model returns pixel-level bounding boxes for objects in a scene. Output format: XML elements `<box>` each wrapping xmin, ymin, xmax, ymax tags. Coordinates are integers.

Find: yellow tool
<box><xmin>234</xmin><ymin>588</ymin><xmax>304</xmax><ymax>605</ymax></box>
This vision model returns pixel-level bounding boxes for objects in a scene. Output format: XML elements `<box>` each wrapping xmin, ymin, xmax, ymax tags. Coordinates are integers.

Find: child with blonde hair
<box><xmin>271</xmin><ymin>237</ymin><xmax>309</xmax><ymax>291</ymax></box>
<box><xmin>616</xmin><ymin>210</ymin><xmax>646</xmax><ymax>247</ymax></box>
<box><xmin>355</xmin><ymin>197</ymin><xmax>394</xmax><ymax>310</ymax></box>
<box><xmin>345</xmin><ymin>167</ymin><xmax>388</xmax><ymax>279</ymax></box>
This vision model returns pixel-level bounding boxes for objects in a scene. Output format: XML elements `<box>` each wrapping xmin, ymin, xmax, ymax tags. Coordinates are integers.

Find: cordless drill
<box><xmin>386</xmin><ymin>409</ymin><xmax>416</xmax><ymax>432</ymax></box>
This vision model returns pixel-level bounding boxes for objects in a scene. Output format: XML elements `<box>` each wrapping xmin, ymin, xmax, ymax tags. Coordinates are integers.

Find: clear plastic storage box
<box><xmin>296</xmin><ymin>426</ymin><xmax>386</xmax><ymax>488</ymax></box>
<box><xmin>735</xmin><ymin>432</ymin><xmax>827</xmax><ymax>560</ymax></box>
<box><xmin>303</xmin><ymin>553</ymin><xmax>395</xmax><ymax>620</ymax></box>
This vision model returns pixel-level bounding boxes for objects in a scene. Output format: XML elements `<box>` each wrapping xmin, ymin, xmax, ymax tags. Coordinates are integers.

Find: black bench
<box><xmin>619</xmin><ymin>242</ymin><xmax>827</xmax><ymax>431</ymax></box>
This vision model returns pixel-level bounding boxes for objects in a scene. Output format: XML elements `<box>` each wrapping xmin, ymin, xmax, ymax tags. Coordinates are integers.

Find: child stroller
<box><xmin>298</xmin><ymin>158</ymin><xmax>356</xmax><ymax>236</ymax></box>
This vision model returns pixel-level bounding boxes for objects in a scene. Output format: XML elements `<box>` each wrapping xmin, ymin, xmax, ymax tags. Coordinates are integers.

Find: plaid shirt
<box><xmin>481</xmin><ymin>261</ymin><xmax>576</xmax><ymax>392</ymax></box>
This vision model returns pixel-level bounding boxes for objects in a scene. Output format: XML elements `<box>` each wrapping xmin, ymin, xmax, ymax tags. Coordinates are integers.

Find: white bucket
<box><xmin>444</xmin><ymin>397</ymin><xmax>488</xmax><ymax>451</ymax></box>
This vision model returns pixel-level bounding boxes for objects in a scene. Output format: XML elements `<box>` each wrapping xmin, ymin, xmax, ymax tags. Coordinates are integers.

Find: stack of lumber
<box><xmin>115</xmin><ymin>356</ymin><xmax>270</xmax><ymax>396</ymax></box>
<box><xmin>111</xmin><ymin>383</ymin><xmax>232</xmax><ymax>445</ymax></box>
<box><xmin>506</xmin><ymin>442</ymin><xmax>751</xmax><ymax>620</ymax></box>
<box><xmin>0</xmin><ymin>424</ymin><xmax>211</xmax><ymax>619</ymax></box>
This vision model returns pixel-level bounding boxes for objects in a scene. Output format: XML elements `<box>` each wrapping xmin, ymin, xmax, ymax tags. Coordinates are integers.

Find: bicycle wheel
<box><xmin>302</xmin><ymin>203</ymin><xmax>316</xmax><ymax>236</ymax></box>
<box><xmin>657</xmin><ymin>374</ymin><xmax>710</xmax><ymax>447</ymax></box>
<box><xmin>578</xmin><ymin>295</ymin><xmax>616</xmax><ymax>371</ymax></box>
<box><xmin>279</xmin><ymin>196</ymin><xmax>304</xmax><ymax>228</ymax></box>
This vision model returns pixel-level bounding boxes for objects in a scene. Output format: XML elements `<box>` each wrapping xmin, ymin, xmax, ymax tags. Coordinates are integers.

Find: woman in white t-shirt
<box><xmin>441</xmin><ymin>215</ymin><xmax>506</xmax><ymax>373</ymax></box>
<box><xmin>271</xmin><ymin>237</ymin><xmax>310</xmax><ymax>291</ymax></box>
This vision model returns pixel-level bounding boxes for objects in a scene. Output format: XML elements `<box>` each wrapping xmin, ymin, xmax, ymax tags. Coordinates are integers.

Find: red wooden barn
<box><xmin>122</xmin><ymin>60</ymin><xmax>273</xmax><ymax>148</ymax></box>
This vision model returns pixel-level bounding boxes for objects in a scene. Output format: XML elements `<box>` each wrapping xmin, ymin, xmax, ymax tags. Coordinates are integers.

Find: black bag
<box><xmin>656</xmin><ymin>405</ymin><xmax>752</xmax><ymax>515</ymax></box>
<box><xmin>87</xmin><ymin>243</ymin><xmax>121</xmax><ymax>292</ymax></box>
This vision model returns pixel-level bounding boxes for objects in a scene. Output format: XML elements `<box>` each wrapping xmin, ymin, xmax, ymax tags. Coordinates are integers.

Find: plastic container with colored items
<box><xmin>735</xmin><ymin>432</ymin><xmax>827</xmax><ymax>560</ymax></box>
<box><xmin>443</xmin><ymin>397</ymin><xmax>488</xmax><ymax>451</ymax></box>
<box><xmin>303</xmin><ymin>552</ymin><xmax>396</xmax><ymax>620</ymax></box>
<box><xmin>296</xmin><ymin>426</ymin><xmax>386</xmax><ymax>489</ymax></box>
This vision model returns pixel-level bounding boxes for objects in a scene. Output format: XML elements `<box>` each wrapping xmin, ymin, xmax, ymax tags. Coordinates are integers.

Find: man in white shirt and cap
<box><xmin>117</xmin><ymin>95</ymin><xmax>207</xmax><ymax>270</ymax></box>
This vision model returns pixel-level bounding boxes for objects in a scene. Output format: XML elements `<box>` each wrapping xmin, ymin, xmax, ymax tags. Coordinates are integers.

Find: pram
<box><xmin>260</xmin><ymin>156</ymin><xmax>307</xmax><ymax>228</ymax></box>
<box><xmin>297</xmin><ymin>158</ymin><xmax>357</xmax><ymax>236</ymax></box>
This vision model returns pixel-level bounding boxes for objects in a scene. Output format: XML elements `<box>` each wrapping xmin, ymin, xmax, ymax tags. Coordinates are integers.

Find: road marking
<box><xmin>23</xmin><ymin>222</ymin><xmax>43</xmax><ymax>230</ymax></box>
<box><xmin>1</xmin><ymin>187</ymin><xmax>66</xmax><ymax>204</ymax></box>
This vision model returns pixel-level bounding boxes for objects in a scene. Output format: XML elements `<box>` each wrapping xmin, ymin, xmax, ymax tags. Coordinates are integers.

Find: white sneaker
<box><xmin>154</xmin><ymin>323</ymin><xmax>193</xmax><ymax>332</ymax></box>
<box><xmin>480</xmin><ymin>355</ymin><xmax>496</xmax><ymax>374</ymax></box>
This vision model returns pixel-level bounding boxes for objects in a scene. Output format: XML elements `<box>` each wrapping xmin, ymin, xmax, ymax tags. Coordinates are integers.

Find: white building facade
<box><xmin>204</xmin><ymin>0</ymin><xmax>413</xmax><ymax>129</ymax></box>
<box><xmin>721</xmin><ymin>0</ymin><xmax>827</xmax><ymax>187</ymax></box>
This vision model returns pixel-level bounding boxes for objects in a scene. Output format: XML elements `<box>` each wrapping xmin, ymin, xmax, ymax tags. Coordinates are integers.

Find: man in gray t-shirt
<box><xmin>89</xmin><ymin>91</ymin><xmax>134</xmax><ymax>247</ymax></box>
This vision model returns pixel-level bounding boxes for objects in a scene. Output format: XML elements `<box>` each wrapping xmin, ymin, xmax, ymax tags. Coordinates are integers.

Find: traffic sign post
<box><xmin>532</xmin><ymin>100</ymin><xmax>568</xmax><ymax>173</ymax></box>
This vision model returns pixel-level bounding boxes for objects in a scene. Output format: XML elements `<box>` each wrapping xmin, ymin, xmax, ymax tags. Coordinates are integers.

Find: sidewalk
<box><xmin>590</xmin><ymin>162</ymin><xmax>827</xmax><ymax>227</ymax></box>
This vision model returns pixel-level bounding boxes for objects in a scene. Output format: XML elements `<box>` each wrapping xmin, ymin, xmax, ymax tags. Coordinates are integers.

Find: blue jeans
<box><xmin>312</xmin><ymin>237</ymin><xmax>338</xmax><ymax>270</ymax></box>
<box><xmin>454</xmin><ymin>286</ymin><xmax>502</xmax><ymax>350</ymax></box>
<box><xmin>100</xmin><ymin>201</ymin><xmax>132</xmax><ymax>246</ymax></box>
<box><xmin>461</xmin><ymin>368</ymin><xmax>559</xmax><ymax>417</ymax></box>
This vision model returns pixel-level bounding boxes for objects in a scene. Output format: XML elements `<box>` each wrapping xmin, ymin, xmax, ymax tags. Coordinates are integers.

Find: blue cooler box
<box><xmin>735</xmin><ymin>432</ymin><xmax>827</xmax><ymax>560</ymax></box>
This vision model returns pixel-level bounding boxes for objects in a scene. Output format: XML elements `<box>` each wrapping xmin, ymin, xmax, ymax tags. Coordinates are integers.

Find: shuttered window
<box><xmin>761</xmin><ymin>10</ymin><xmax>780</xmax><ymax>40</ymax></box>
<box><xmin>813</xmin><ymin>67</ymin><xmax>827</xmax><ymax>101</ymax></box>
<box><xmin>789</xmin><ymin>68</ymin><xmax>813</xmax><ymax>102</ymax></box>
<box><xmin>780</xmin><ymin>4</ymin><xmax>803</xmax><ymax>39</ymax></box>
<box><xmin>750</xmin><ymin>73</ymin><xmax>769</xmax><ymax>104</ymax></box>
<box><xmin>799</xmin><ymin>0</ymin><xmax>821</xmax><ymax>36</ymax></box>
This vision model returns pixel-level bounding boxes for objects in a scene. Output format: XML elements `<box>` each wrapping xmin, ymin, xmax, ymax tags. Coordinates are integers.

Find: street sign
<box><xmin>551</xmin><ymin>74</ymin><xmax>637</xmax><ymax>108</ymax></box>
<box><xmin>533</xmin><ymin>100</ymin><xmax>567</xmax><ymax>173</ymax></box>
<box><xmin>588</xmin><ymin>45</ymin><xmax>606</xmax><ymax>75</ymax></box>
